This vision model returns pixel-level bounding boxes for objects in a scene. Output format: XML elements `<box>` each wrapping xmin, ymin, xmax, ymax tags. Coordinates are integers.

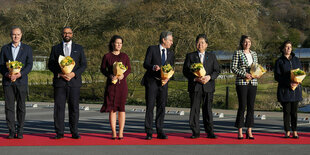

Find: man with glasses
<box><xmin>48</xmin><ymin>27</ymin><xmax>87</xmax><ymax>139</ymax></box>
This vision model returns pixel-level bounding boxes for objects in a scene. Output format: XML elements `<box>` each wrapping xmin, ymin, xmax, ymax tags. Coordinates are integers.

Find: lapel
<box><xmin>166</xmin><ymin>48</ymin><xmax>171</xmax><ymax>64</ymax></box>
<box><xmin>240</xmin><ymin>50</ymin><xmax>249</xmax><ymax>66</ymax></box>
<box><xmin>15</xmin><ymin>43</ymin><xmax>24</xmax><ymax>61</ymax></box>
<box><xmin>6</xmin><ymin>44</ymin><xmax>14</xmax><ymax>61</ymax></box>
<box><xmin>194</xmin><ymin>52</ymin><xmax>199</xmax><ymax>63</ymax></box>
<box><xmin>156</xmin><ymin>45</ymin><xmax>161</xmax><ymax>64</ymax></box>
<box><xmin>70</xmin><ymin>43</ymin><xmax>75</xmax><ymax>57</ymax></box>
<box><xmin>203</xmin><ymin>52</ymin><xmax>209</xmax><ymax>68</ymax></box>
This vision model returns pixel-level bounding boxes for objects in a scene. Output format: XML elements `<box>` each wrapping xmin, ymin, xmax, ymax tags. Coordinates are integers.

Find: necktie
<box><xmin>161</xmin><ymin>49</ymin><xmax>166</xmax><ymax>66</ymax></box>
<box><xmin>65</xmin><ymin>44</ymin><xmax>70</xmax><ymax>56</ymax></box>
<box><xmin>200</xmin><ymin>54</ymin><xmax>204</xmax><ymax>64</ymax></box>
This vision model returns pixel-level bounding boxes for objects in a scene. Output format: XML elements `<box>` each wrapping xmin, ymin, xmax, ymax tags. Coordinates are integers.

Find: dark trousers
<box><xmin>189</xmin><ymin>91</ymin><xmax>214</xmax><ymax>136</ymax></box>
<box><xmin>235</xmin><ymin>85</ymin><xmax>257</xmax><ymax>128</ymax></box>
<box><xmin>4</xmin><ymin>85</ymin><xmax>27</xmax><ymax>134</ymax></box>
<box><xmin>144</xmin><ymin>81</ymin><xmax>168</xmax><ymax>135</ymax></box>
<box><xmin>54</xmin><ymin>86</ymin><xmax>80</xmax><ymax>136</ymax></box>
<box><xmin>281</xmin><ymin>102</ymin><xmax>298</xmax><ymax>131</ymax></box>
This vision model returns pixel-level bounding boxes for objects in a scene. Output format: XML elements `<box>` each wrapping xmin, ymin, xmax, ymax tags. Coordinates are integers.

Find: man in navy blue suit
<box><xmin>48</xmin><ymin>27</ymin><xmax>87</xmax><ymax>139</ymax></box>
<box><xmin>142</xmin><ymin>31</ymin><xmax>175</xmax><ymax>140</ymax></box>
<box><xmin>0</xmin><ymin>26</ymin><xmax>33</xmax><ymax>139</ymax></box>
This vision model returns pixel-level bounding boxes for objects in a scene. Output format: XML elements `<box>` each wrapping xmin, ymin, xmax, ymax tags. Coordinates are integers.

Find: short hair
<box><xmin>108</xmin><ymin>35</ymin><xmax>123</xmax><ymax>52</ymax></box>
<box><xmin>239</xmin><ymin>35</ymin><xmax>251</xmax><ymax>50</ymax></box>
<box><xmin>279</xmin><ymin>40</ymin><xmax>292</xmax><ymax>54</ymax></box>
<box><xmin>195</xmin><ymin>34</ymin><xmax>209</xmax><ymax>44</ymax></box>
<box><xmin>62</xmin><ymin>26</ymin><xmax>73</xmax><ymax>33</ymax></box>
<box><xmin>10</xmin><ymin>26</ymin><xmax>22</xmax><ymax>35</ymax></box>
<box><xmin>159</xmin><ymin>31</ymin><xmax>173</xmax><ymax>44</ymax></box>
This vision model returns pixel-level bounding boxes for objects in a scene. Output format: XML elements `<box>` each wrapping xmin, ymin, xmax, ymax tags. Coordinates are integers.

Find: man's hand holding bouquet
<box><xmin>6</xmin><ymin>60</ymin><xmax>23</xmax><ymax>82</ymax></box>
<box><xmin>161</xmin><ymin>64</ymin><xmax>174</xmax><ymax>86</ymax></box>
<box><xmin>58</xmin><ymin>55</ymin><xmax>75</xmax><ymax>81</ymax></box>
<box><xmin>190</xmin><ymin>63</ymin><xmax>209</xmax><ymax>84</ymax></box>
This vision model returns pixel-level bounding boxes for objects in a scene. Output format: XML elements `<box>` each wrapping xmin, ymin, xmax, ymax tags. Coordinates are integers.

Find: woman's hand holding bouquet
<box><xmin>290</xmin><ymin>68</ymin><xmax>306</xmax><ymax>90</ymax></box>
<box><xmin>112</xmin><ymin>62</ymin><xmax>127</xmax><ymax>84</ymax></box>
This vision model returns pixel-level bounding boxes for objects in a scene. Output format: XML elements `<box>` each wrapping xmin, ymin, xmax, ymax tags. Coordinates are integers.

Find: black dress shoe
<box><xmin>207</xmin><ymin>134</ymin><xmax>217</xmax><ymax>139</ymax></box>
<box><xmin>238</xmin><ymin>136</ymin><xmax>244</xmax><ymax>139</ymax></box>
<box><xmin>17</xmin><ymin>133</ymin><xmax>23</xmax><ymax>139</ymax></box>
<box><xmin>246</xmin><ymin>133</ymin><xmax>255</xmax><ymax>140</ymax></box>
<box><xmin>190</xmin><ymin>134</ymin><xmax>200</xmax><ymax>139</ymax></box>
<box><xmin>72</xmin><ymin>134</ymin><xmax>81</xmax><ymax>139</ymax></box>
<box><xmin>54</xmin><ymin>135</ymin><xmax>64</xmax><ymax>139</ymax></box>
<box><xmin>7</xmin><ymin>133</ymin><xmax>15</xmax><ymax>139</ymax></box>
<box><xmin>146</xmin><ymin>134</ymin><xmax>152</xmax><ymax>140</ymax></box>
<box><xmin>157</xmin><ymin>134</ymin><xmax>168</xmax><ymax>139</ymax></box>
<box><xmin>292</xmin><ymin>135</ymin><xmax>299</xmax><ymax>139</ymax></box>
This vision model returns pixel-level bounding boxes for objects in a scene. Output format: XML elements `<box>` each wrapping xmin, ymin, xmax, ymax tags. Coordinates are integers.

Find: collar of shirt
<box><xmin>197</xmin><ymin>51</ymin><xmax>205</xmax><ymax>56</ymax></box>
<box><xmin>63</xmin><ymin>40</ymin><xmax>72</xmax><ymax>47</ymax></box>
<box><xmin>11</xmin><ymin>42</ymin><xmax>21</xmax><ymax>48</ymax></box>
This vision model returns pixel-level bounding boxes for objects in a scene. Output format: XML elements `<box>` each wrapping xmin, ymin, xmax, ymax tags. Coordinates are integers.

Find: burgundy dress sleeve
<box><xmin>100</xmin><ymin>54</ymin><xmax>110</xmax><ymax>78</ymax></box>
<box><xmin>123</xmin><ymin>53</ymin><xmax>131</xmax><ymax>78</ymax></box>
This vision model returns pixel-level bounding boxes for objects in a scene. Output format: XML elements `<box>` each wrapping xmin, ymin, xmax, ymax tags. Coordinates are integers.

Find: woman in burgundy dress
<box><xmin>100</xmin><ymin>35</ymin><xmax>131</xmax><ymax>139</ymax></box>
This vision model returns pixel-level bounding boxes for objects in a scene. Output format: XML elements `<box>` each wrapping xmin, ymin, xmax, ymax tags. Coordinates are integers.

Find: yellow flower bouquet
<box><xmin>290</xmin><ymin>68</ymin><xmax>306</xmax><ymax>90</ymax></box>
<box><xmin>250</xmin><ymin>63</ymin><xmax>266</xmax><ymax>79</ymax></box>
<box><xmin>58</xmin><ymin>55</ymin><xmax>75</xmax><ymax>74</ymax></box>
<box><xmin>161</xmin><ymin>64</ymin><xmax>174</xmax><ymax>86</ymax></box>
<box><xmin>112</xmin><ymin>62</ymin><xmax>127</xmax><ymax>84</ymax></box>
<box><xmin>190</xmin><ymin>63</ymin><xmax>206</xmax><ymax>77</ymax></box>
<box><xmin>6</xmin><ymin>60</ymin><xmax>23</xmax><ymax>82</ymax></box>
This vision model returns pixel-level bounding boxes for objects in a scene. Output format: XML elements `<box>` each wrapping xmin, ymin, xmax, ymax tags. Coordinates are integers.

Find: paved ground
<box><xmin>0</xmin><ymin>101</ymin><xmax>310</xmax><ymax>155</ymax></box>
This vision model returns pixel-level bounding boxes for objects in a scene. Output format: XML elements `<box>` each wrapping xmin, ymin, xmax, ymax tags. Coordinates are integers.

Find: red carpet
<box><xmin>0</xmin><ymin>133</ymin><xmax>309</xmax><ymax>146</ymax></box>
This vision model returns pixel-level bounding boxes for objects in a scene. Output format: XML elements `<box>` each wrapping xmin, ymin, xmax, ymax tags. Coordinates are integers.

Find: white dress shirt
<box><xmin>11</xmin><ymin>42</ymin><xmax>21</xmax><ymax>61</ymax></box>
<box><xmin>245</xmin><ymin>53</ymin><xmax>253</xmax><ymax>66</ymax></box>
<box><xmin>63</xmin><ymin>40</ymin><xmax>72</xmax><ymax>56</ymax></box>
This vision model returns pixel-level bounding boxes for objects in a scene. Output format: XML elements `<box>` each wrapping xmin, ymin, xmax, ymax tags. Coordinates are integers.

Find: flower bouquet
<box><xmin>112</xmin><ymin>62</ymin><xmax>127</xmax><ymax>84</ymax></box>
<box><xmin>6</xmin><ymin>60</ymin><xmax>23</xmax><ymax>82</ymax></box>
<box><xmin>250</xmin><ymin>63</ymin><xmax>266</xmax><ymax>79</ymax></box>
<box><xmin>161</xmin><ymin>64</ymin><xmax>174</xmax><ymax>86</ymax></box>
<box><xmin>290</xmin><ymin>68</ymin><xmax>306</xmax><ymax>90</ymax></box>
<box><xmin>58</xmin><ymin>55</ymin><xmax>75</xmax><ymax>74</ymax></box>
<box><xmin>190</xmin><ymin>63</ymin><xmax>206</xmax><ymax>77</ymax></box>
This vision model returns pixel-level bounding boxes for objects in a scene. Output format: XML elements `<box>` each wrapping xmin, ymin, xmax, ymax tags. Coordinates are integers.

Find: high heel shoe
<box><xmin>112</xmin><ymin>136</ymin><xmax>117</xmax><ymax>140</ymax></box>
<box><xmin>118</xmin><ymin>137</ymin><xmax>124</xmax><ymax>140</ymax></box>
<box><xmin>238</xmin><ymin>136</ymin><xmax>244</xmax><ymax>139</ymax></box>
<box><xmin>246</xmin><ymin>133</ymin><xmax>254</xmax><ymax>140</ymax></box>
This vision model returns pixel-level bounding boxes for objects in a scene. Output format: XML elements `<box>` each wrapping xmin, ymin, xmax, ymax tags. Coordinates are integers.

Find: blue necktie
<box><xmin>161</xmin><ymin>49</ymin><xmax>166</xmax><ymax>66</ymax></box>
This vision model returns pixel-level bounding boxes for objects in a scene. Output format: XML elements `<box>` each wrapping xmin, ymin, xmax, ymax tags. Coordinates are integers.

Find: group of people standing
<box><xmin>0</xmin><ymin>26</ymin><xmax>302</xmax><ymax>141</ymax></box>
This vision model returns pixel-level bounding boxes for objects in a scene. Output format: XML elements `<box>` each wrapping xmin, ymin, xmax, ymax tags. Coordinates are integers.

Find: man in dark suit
<box><xmin>0</xmin><ymin>26</ymin><xmax>33</xmax><ymax>139</ymax></box>
<box><xmin>142</xmin><ymin>31</ymin><xmax>175</xmax><ymax>140</ymax></box>
<box><xmin>48</xmin><ymin>27</ymin><xmax>87</xmax><ymax>139</ymax></box>
<box><xmin>183</xmin><ymin>34</ymin><xmax>220</xmax><ymax>139</ymax></box>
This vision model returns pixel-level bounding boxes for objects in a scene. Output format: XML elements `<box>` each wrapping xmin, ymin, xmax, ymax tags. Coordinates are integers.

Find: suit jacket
<box><xmin>48</xmin><ymin>42</ymin><xmax>87</xmax><ymax>87</ymax></box>
<box><xmin>142</xmin><ymin>45</ymin><xmax>175</xmax><ymax>86</ymax></box>
<box><xmin>230</xmin><ymin>50</ymin><xmax>258</xmax><ymax>86</ymax></box>
<box><xmin>183</xmin><ymin>51</ymin><xmax>220</xmax><ymax>93</ymax></box>
<box><xmin>0</xmin><ymin>42</ymin><xmax>33</xmax><ymax>86</ymax></box>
